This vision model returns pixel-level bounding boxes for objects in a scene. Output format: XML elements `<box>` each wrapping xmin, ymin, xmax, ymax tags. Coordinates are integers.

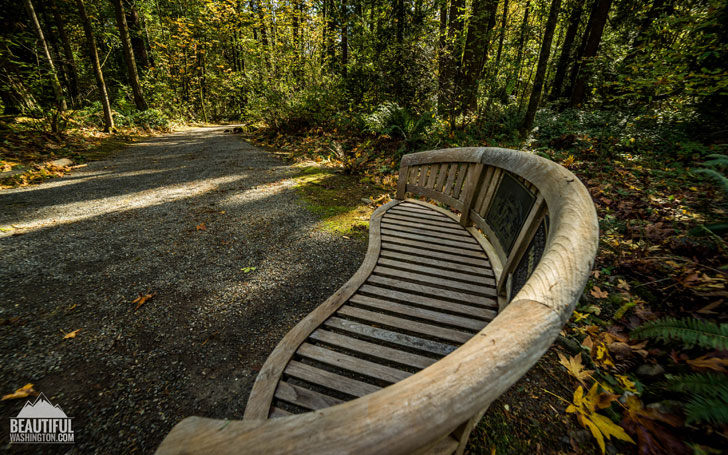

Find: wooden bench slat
<box><xmin>443</xmin><ymin>163</ymin><xmax>459</xmax><ymax>195</ymax></box>
<box><xmin>435</xmin><ymin>163</ymin><xmax>450</xmax><ymax>192</ymax></box>
<box><xmin>426</xmin><ymin>164</ymin><xmax>440</xmax><ymax>189</ymax></box>
<box><xmin>382</xmin><ymin>228</ymin><xmax>483</xmax><ymax>251</ymax></box>
<box><xmin>374</xmin><ymin>265</ymin><xmax>496</xmax><ymax>296</ymax></box>
<box><xmin>359</xmin><ymin>284</ymin><xmax>496</xmax><ymax>319</ymax></box>
<box><xmin>349</xmin><ymin>294</ymin><xmax>486</xmax><ymax>331</ymax></box>
<box><xmin>384</xmin><ymin>212</ymin><xmax>465</xmax><ymax>230</ymax></box>
<box><xmin>381</xmin><ymin>217</ymin><xmax>471</xmax><ymax>237</ymax></box>
<box><xmin>378</xmin><ymin>258</ymin><xmax>496</xmax><ymax>287</ymax></box>
<box><xmin>381</xmin><ymin>242</ymin><xmax>491</xmax><ymax>267</ymax></box>
<box><xmin>269</xmin><ymin>407</ymin><xmax>292</xmax><ymax>418</ymax></box>
<box><xmin>452</xmin><ymin>164</ymin><xmax>468</xmax><ymax>199</ymax></box>
<box><xmin>324</xmin><ymin>317</ymin><xmax>456</xmax><ymax>357</ymax></box>
<box><xmin>379</xmin><ymin>250</ymin><xmax>493</xmax><ymax>277</ymax></box>
<box><xmin>388</xmin><ymin>206</ymin><xmax>450</xmax><ymax>221</ymax></box>
<box><xmin>367</xmin><ymin>275</ymin><xmax>497</xmax><ymax>308</ymax></box>
<box><xmin>284</xmin><ymin>360</ymin><xmax>380</xmax><ymax>398</ymax></box>
<box><xmin>297</xmin><ymin>343</ymin><xmax>411</xmax><ymax>384</ymax></box>
<box><xmin>275</xmin><ymin>381</ymin><xmax>344</xmax><ymax>411</ymax></box>
<box><xmin>381</xmin><ymin>221</ymin><xmax>477</xmax><ymax>243</ymax></box>
<box><xmin>399</xmin><ymin>201</ymin><xmax>449</xmax><ymax>216</ymax></box>
<box><xmin>310</xmin><ymin>329</ymin><xmax>436</xmax><ymax>370</ymax></box>
<box><xmin>337</xmin><ymin>306</ymin><xmax>472</xmax><ymax>344</ymax></box>
<box><xmin>381</xmin><ymin>236</ymin><xmax>488</xmax><ymax>259</ymax></box>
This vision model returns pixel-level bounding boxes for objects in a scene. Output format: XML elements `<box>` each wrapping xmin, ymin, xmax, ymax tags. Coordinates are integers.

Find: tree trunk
<box><xmin>24</xmin><ymin>0</ymin><xmax>67</xmax><ymax>111</ymax></box>
<box><xmin>495</xmin><ymin>0</ymin><xmax>509</xmax><ymax>65</ymax></box>
<box><xmin>509</xmin><ymin>0</ymin><xmax>530</xmax><ymax>98</ymax></box>
<box><xmin>549</xmin><ymin>0</ymin><xmax>583</xmax><ymax>100</ymax></box>
<box><xmin>124</xmin><ymin>0</ymin><xmax>150</xmax><ymax>71</ymax></box>
<box><xmin>437</xmin><ymin>0</ymin><xmax>449</xmax><ymax>111</ymax></box>
<box><xmin>569</xmin><ymin>0</ymin><xmax>612</xmax><ymax>107</ymax></box>
<box><xmin>76</xmin><ymin>0</ymin><xmax>114</xmax><ymax>132</ymax></box>
<box><xmin>459</xmin><ymin>0</ymin><xmax>499</xmax><ymax>113</ymax></box>
<box><xmin>49</xmin><ymin>0</ymin><xmax>80</xmax><ymax>106</ymax></box>
<box><xmin>0</xmin><ymin>44</ymin><xmax>38</xmax><ymax>114</ymax></box>
<box><xmin>111</xmin><ymin>0</ymin><xmax>148</xmax><ymax>110</ymax></box>
<box><xmin>521</xmin><ymin>0</ymin><xmax>562</xmax><ymax>137</ymax></box>
<box><xmin>341</xmin><ymin>0</ymin><xmax>348</xmax><ymax>78</ymax></box>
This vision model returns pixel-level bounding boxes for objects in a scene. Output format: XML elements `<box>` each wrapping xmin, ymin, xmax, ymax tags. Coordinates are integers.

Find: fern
<box><xmin>631</xmin><ymin>317</ymin><xmax>728</xmax><ymax>350</ymax></box>
<box><xmin>702</xmin><ymin>153</ymin><xmax>728</xmax><ymax>168</ymax></box>
<box><xmin>694</xmin><ymin>168</ymin><xmax>728</xmax><ymax>195</ymax></box>
<box><xmin>684</xmin><ymin>395</ymin><xmax>728</xmax><ymax>425</ymax></box>
<box><xmin>664</xmin><ymin>373</ymin><xmax>728</xmax><ymax>398</ymax></box>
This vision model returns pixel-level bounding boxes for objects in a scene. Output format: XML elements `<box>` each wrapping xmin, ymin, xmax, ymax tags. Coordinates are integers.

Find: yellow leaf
<box><xmin>616</xmin><ymin>374</ymin><xmax>637</xmax><ymax>393</ymax></box>
<box><xmin>2</xmin><ymin>384</ymin><xmax>37</xmax><ymax>401</ymax></box>
<box><xmin>63</xmin><ymin>329</ymin><xmax>80</xmax><ymax>339</ymax></box>
<box><xmin>132</xmin><ymin>292</ymin><xmax>156</xmax><ymax>311</ymax></box>
<box><xmin>558</xmin><ymin>353</ymin><xmax>594</xmax><ymax>385</ymax></box>
<box><xmin>617</xmin><ymin>279</ymin><xmax>630</xmax><ymax>290</ymax></box>
<box><xmin>579</xmin><ymin>414</ymin><xmax>606</xmax><ymax>454</ymax></box>
<box><xmin>590</xmin><ymin>413</ymin><xmax>635</xmax><ymax>444</ymax></box>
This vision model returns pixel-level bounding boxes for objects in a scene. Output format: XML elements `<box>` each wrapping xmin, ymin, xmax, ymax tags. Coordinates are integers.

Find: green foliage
<box><xmin>363</xmin><ymin>102</ymin><xmax>435</xmax><ymax>151</ymax></box>
<box><xmin>665</xmin><ymin>372</ymin><xmax>728</xmax><ymax>424</ymax></box>
<box><xmin>631</xmin><ymin>317</ymin><xmax>728</xmax><ymax>350</ymax></box>
<box><xmin>114</xmin><ymin>108</ymin><xmax>170</xmax><ymax>130</ymax></box>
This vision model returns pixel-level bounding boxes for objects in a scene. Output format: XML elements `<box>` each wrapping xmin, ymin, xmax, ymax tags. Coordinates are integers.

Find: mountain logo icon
<box><xmin>15</xmin><ymin>393</ymin><xmax>69</xmax><ymax>419</ymax></box>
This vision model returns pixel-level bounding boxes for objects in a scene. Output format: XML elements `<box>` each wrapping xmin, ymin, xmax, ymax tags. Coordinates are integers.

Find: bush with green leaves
<box><xmin>363</xmin><ymin>102</ymin><xmax>435</xmax><ymax>152</ymax></box>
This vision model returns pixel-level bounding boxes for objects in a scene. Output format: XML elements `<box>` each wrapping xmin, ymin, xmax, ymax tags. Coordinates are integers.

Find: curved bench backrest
<box><xmin>397</xmin><ymin>147</ymin><xmax>591</xmax><ymax>310</ymax></box>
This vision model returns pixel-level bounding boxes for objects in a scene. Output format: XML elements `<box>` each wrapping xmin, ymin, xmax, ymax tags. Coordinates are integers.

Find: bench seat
<box><xmin>246</xmin><ymin>199</ymin><xmax>499</xmax><ymax>420</ymax></box>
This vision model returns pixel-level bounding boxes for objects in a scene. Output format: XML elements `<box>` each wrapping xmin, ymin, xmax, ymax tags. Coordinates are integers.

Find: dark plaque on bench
<box><xmin>485</xmin><ymin>172</ymin><xmax>535</xmax><ymax>254</ymax></box>
<box><xmin>512</xmin><ymin>218</ymin><xmax>548</xmax><ymax>297</ymax></box>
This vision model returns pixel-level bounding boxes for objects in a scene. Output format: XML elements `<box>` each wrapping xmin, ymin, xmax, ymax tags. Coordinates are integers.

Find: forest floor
<box><xmin>0</xmin><ymin>126</ymin><xmax>370</xmax><ymax>454</ymax></box>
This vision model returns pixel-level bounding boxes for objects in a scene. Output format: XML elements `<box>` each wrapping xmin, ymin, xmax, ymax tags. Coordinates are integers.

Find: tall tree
<box><xmin>76</xmin><ymin>0</ymin><xmax>114</xmax><ymax>132</ymax></box>
<box><xmin>549</xmin><ymin>0</ymin><xmax>583</xmax><ymax>100</ymax></box>
<box><xmin>459</xmin><ymin>0</ymin><xmax>499</xmax><ymax>113</ymax></box>
<box><xmin>495</xmin><ymin>0</ymin><xmax>509</xmax><ymax>65</ymax></box>
<box><xmin>111</xmin><ymin>0</ymin><xmax>148</xmax><ymax>110</ymax></box>
<box><xmin>24</xmin><ymin>0</ymin><xmax>67</xmax><ymax>111</ymax></box>
<box><xmin>124</xmin><ymin>0</ymin><xmax>151</xmax><ymax>71</ymax></box>
<box><xmin>569</xmin><ymin>0</ymin><xmax>613</xmax><ymax>106</ymax></box>
<box><xmin>521</xmin><ymin>0</ymin><xmax>563</xmax><ymax>137</ymax></box>
<box><xmin>49</xmin><ymin>0</ymin><xmax>80</xmax><ymax>106</ymax></box>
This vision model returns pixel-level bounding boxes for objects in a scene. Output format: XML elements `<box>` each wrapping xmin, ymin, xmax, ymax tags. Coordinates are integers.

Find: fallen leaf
<box><xmin>558</xmin><ymin>353</ymin><xmax>594</xmax><ymax>385</ymax></box>
<box><xmin>686</xmin><ymin>355</ymin><xmax>728</xmax><ymax>373</ymax></box>
<box><xmin>132</xmin><ymin>292</ymin><xmax>156</xmax><ymax>311</ymax></box>
<box><xmin>591</xmin><ymin>286</ymin><xmax>608</xmax><ymax>299</ymax></box>
<box><xmin>196</xmin><ymin>223</ymin><xmax>206</xmax><ymax>231</ymax></box>
<box><xmin>617</xmin><ymin>279</ymin><xmax>631</xmax><ymax>291</ymax></box>
<box><xmin>696</xmin><ymin>300</ymin><xmax>723</xmax><ymax>315</ymax></box>
<box><xmin>241</xmin><ymin>266</ymin><xmax>257</xmax><ymax>273</ymax></box>
<box><xmin>2</xmin><ymin>384</ymin><xmax>38</xmax><ymax>401</ymax></box>
<box><xmin>62</xmin><ymin>329</ymin><xmax>80</xmax><ymax>339</ymax></box>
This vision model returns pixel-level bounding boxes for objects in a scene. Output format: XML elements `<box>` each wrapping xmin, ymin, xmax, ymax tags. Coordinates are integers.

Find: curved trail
<box><xmin>0</xmin><ymin>126</ymin><xmax>365</xmax><ymax>453</ymax></box>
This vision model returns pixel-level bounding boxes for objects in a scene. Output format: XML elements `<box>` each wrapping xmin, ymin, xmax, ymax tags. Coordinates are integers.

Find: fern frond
<box><xmin>703</xmin><ymin>153</ymin><xmax>728</xmax><ymax>168</ymax></box>
<box><xmin>664</xmin><ymin>373</ymin><xmax>728</xmax><ymax>399</ymax></box>
<box><xmin>631</xmin><ymin>317</ymin><xmax>728</xmax><ymax>350</ymax></box>
<box><xmin>684</xmin><ymin>395</ymin><xmax>728</xmax><ymax>425</ymax></box>
<box><xmin>694</xmin><ymin>168</ymin><xmax>728</xmax><ymax>195</ymax></box>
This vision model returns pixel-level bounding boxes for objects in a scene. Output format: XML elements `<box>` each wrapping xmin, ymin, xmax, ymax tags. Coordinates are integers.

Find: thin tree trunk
<box><xmin>495</xmin><ymin>0</ymin><xmax>509</xmax><ymax>65</ymax></box>
<box><xmin>549</xmin><ymin>0</ymin><xmax>583</xmax><ymax>100</ymax></box>
<box><xmin>569</xmin><ymin>0</ymin><xmax>612</xmax><ymax>106</ymax></box>
<box><xmin>111</xmin><ymin>0</ymin><xmax>148</xmax><ymax>110</ymax></box>
<box><xmin>49</xmin><ymin>0</ymin><xmax>79</xmax><ymax>106</ymax></box>
<box><xmin>509</xmin><ymin>0</ymin><xmax>530</xmax><ymax>97</ymax></box>
<box><xmin>521</xmin><ymin>0</ymin><xmax>562</xmax><ymax>137</ymax></box>
<box><xmin>24</xmin><ymin>0</ymin><xmax>67</xmax><ymax>111</ymax></box>
<box><xmin>437</xmin><ymin>0</ymin><xmax>449</xmax><ymax>111</ymax></box>
<box><xmin>75</xmin><ymin>0</ymin><xmax>114</xmax><ymax>132</ymax></box>
<box><xmin>459</xmin><ymin>0</ymin><xmax>499</xmax><ymax>113</ymax></box>
<box><xmin>341</xmin><ymin>0</ymin><xmax>348</xmax><ymax>78</ymax></box>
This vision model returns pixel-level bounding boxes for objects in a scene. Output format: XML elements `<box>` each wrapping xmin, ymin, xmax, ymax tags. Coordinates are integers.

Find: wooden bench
<box><xmin>156</xmin><ymin>147</ymin><xmax>598</xmax><ymax>455</ymax></box>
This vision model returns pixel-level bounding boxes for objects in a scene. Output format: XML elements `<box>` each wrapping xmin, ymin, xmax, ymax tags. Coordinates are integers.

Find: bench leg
<box><xmin>452</xmin><ymin>405</ymin><xmax>489</xmax><ymax>455</ymax></box>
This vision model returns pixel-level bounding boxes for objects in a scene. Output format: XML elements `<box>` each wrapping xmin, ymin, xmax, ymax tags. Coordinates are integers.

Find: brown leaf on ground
<box><xmin>62</xmin><ymin>329</ymin><xmax>80</xmax><ymax>339</ymax></box>
<box><xmin>686</xmin><ymin>355</ymin><xmax>728</xmax><ymax>373</ymax></box>
<box><xmin>2</xmin><ymin>384</ymin><xmax>38</xmax><ymax>401</ymax></box>
<box><xmin>196</xmin><ymin>223</ymin><xmax>207</xmax><ymax>231</ymax></box>
<box><xmin>132</xmin><ymin>292</ymin><xmax>156</xmax><ymax>311</ymax></box>
<box><xmin>590</xmin><ymin>286</ymin><xmax>608</xmax><ymax>299</ymax></box>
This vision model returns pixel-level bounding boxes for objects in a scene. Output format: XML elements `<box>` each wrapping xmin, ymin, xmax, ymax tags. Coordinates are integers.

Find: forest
<box><xmin>1</xmin><ymin>0</ymin><xmax>728</xmax><ymax>454</ymax></box>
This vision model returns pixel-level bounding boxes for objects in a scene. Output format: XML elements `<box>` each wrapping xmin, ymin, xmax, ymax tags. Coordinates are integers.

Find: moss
<box><xmin>293</xmin><ymin>165</ymin><xmax>389</xmax><ymax>239</ymax></box>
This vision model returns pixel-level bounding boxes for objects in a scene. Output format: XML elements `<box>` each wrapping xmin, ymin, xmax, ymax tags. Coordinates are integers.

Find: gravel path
<box><xmin>0</xmin><ymin>126</ymin><xmax>366</xmax><ymax>454</ymax></box>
